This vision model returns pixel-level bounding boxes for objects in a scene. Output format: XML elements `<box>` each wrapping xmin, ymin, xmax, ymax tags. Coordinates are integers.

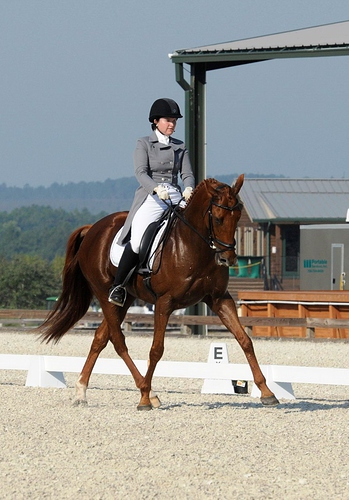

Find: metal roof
<box><xmin>240</xmin><ymin>178</ymin><xmax>349</xmax><ymax>223</ymax></box>
<box><xmin>170</xmin><ymin>20</ymin><xmax>349</xmax><ymax>187</ymax></box>
<box><xmin>169</xmin><ymin>20</ymin><xmax>349</xmax><ymax>68</ymax></box>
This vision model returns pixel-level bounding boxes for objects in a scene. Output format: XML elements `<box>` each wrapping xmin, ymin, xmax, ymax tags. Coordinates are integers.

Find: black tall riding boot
<box><xmin>108</xmin><ymin>242</ymin><xmax>139</xmax><ymax>306</ymax></box>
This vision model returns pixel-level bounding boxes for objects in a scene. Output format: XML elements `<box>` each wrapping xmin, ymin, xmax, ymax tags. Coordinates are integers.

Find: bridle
<box><xmin>166</xmin><ymin>191</ymin><xmax>243</xmax><ymax>254</ymax></box>
<box><xmin>207</xmin><ymin>197</ymin><xmax>243</xmax><ymax>252</ymax></box>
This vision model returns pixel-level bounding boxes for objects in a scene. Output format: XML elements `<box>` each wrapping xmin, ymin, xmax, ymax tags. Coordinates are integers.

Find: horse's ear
<box><xmin>232</xmin><ymin>174</ymin><xmax>244</xmax><ymax>194</ymax></box>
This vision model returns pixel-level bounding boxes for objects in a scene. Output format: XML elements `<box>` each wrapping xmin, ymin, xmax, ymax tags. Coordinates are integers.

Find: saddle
<box><xmin>137</xmin><ymin>207</ymin><xmax>177</xmax><ymax>298</ymax></box>
<box><xmin>138</xmin><ymin>208</ymin><xmax>172</xmax><ymax>269</ymax></box>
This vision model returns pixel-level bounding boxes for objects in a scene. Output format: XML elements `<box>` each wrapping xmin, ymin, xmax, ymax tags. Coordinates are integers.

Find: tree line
<box><xmin>0</xmin><ymin>254</ymin><xmax>63</xmax><ymax>309</ymax></box>
<box><xmin>0</xmin><ymin>173</ymin><xmax>284</xmax><ymax>214</ymax></box>
<box><xmin>0</xmin><ymin>205</ymin><xmax>106</xmax><ymax>309</ymax></box>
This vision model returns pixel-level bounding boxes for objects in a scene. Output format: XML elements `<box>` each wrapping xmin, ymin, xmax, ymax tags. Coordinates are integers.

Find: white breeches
<box><xmin>130</xmin><ymin>183</ymin><xmax>184</xmax><ymax>253</ymax></box>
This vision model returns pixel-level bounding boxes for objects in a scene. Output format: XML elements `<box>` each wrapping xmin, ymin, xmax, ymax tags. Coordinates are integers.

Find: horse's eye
<box><xmin>214</xmin><ymin>217</ymin><xmax>223</xmax><ymax>226</ymax></box>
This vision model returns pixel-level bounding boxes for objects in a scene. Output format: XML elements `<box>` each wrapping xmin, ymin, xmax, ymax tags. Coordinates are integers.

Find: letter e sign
<box><xmin>214</xmin><ymin>346</ymin><xmax>223</xmax><ymax>361</ymax></box>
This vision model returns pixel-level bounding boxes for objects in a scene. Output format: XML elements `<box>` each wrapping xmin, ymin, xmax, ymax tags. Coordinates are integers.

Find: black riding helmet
<box><xmin>149</xmin><ymin>98</ymin><xmax>183</xmax><ymax>123</ymax></box>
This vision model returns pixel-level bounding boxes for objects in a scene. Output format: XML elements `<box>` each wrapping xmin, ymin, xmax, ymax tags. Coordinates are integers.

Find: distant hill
<box><xmin>0</xmin><ymin>173</ymin><xmax>285</xmax><ymax>215</ymax></box>
<box><xmin>0</xmin><ymin>177</ymin><xmax>138</xmax><ymax>215</ymax></box>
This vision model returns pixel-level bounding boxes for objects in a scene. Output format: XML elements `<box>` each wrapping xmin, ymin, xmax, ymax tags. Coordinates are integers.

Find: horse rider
<box><xmin>108</xmin><ymin>98</ymin><xmax>196</xmax><ymax>306</ymax></box>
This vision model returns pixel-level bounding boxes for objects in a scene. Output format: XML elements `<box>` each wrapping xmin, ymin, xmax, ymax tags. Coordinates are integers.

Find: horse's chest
<box><xmin>189</xmin><ymin>270</ymin><xmax>227</xmax><ymax>296</ymax></box>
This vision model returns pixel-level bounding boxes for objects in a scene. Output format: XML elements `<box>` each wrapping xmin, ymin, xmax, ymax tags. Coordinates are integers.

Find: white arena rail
<box><xmin>1</xmin><ymin>344</ymin><xmax>349</xmax><ymax>401</ymax></box>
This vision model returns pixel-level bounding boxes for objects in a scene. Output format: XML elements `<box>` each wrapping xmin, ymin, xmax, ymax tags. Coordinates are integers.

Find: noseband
<box><xmin>207</xmin><ymin>197</ymin><xmax>243</xmax><ymax>252</ymax></box>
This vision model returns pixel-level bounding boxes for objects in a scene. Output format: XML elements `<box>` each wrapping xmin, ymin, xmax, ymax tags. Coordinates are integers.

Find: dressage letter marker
<box><xmin>201</xmin><ymin>343</ymin><xmax>236</xmax><ymax>394</ymax></box>
<box><xmin>214</xmin><ymin>346</ymin><xmax>224</xmax><ymax>360</ymax></box>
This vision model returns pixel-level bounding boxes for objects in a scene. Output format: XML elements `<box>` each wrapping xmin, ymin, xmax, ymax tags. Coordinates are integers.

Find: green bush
<box><xmin>0</xmin><ymin>255</ymin><xmax>62</xmax><ymax>309</ymax></box>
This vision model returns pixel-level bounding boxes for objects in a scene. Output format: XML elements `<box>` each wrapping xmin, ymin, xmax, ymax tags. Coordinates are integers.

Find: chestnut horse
<box><xmin>39</xmin><ymin>175</ymin><xmax>279</xmax><ymax>410</ymax></box>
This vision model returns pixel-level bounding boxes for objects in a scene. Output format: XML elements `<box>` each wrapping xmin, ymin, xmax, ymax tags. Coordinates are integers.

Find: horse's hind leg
<box><xmin>210</xmin><ymin>295</ymin><xmax>279</xmax><ymax>406</ymax></box>
<box><xmin>75</xmin><ymin>298</ymin><xmax>148</xmax><ymax>409</ymax></box>
<box><xmin>74</xmin><ymin>319</ymin><xmax>110</xmax><ymax>405</ymax></box>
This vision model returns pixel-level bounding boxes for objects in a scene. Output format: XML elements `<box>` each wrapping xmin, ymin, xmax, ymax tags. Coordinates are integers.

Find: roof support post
<box><xmin>189</xmin><ymin>63</ymin><xmax>207</xmax><ymax>184</ymax></box>
<box><xmin>175</xmin><ymin>62</ymin><xmax>207</xmax><ymax>184</ymax></box>
<box><xmin>175</xmin><ymin>62</ymin><xmax>208</xmax><ymax>334</ymax></box>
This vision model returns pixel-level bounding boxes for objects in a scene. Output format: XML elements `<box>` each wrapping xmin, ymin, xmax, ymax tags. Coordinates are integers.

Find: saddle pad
<box><xmin>109</xmin><ymin>228</ymin><xmax>125</xmax><ymax>267</ymax></box>
<box><xmin>110</xmin><ymin>221</ymin><xmax>168</xmax><ymax>272</ymax></box>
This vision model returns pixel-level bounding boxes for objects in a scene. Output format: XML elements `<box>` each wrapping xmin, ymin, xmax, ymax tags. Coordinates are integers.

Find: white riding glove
<box><xmin>182</xmin><ymin>186</ymin><xmax>193</xmax><ymax>201</ymax></box>
<box><xmin>154</xmin><ymin>185</ymin><xmax>169</xmax><ymax>200</ymax></box>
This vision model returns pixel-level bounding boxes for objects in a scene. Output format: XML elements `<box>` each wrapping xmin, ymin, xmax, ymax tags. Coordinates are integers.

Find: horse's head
<box><xmin>204</xmin><ymin>174</ymin><xmax>244</xmax><ymax>267</ymax></box>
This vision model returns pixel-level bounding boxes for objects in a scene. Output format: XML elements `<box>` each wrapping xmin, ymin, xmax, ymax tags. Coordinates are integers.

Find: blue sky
<box><xmin>1</xmin><ymin>1</ymin><xmax>349</xmax><ymax>187</ymax></box>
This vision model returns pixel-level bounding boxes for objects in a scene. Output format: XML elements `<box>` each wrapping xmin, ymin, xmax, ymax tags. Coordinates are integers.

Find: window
<box><xmin>256</xmin><ymin>228</ymin><xmax>263</xmax><ymax>256</ymax></box>
<box><xmin>282</xmin><ymin>225</ymin><xmax>300</xmax><ymax>275</ymax></box>
<box><xmin>244</xmin><ymin>228</ymin><xmax>253</xmax><ymax>256</ymax></box>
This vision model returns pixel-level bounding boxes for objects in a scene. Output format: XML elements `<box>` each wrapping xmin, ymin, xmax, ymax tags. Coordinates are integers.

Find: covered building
<box><xmin>235</xmin><ymin>177</ymin><xmax>349</xmax><ymax>290</ymax></box>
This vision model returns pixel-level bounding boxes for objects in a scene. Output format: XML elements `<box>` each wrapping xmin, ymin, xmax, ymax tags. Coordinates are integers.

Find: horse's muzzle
<box><xmin>215</xmin><ymin>252</ymin><xmax>237</xmax><ymax>267</ymax></box>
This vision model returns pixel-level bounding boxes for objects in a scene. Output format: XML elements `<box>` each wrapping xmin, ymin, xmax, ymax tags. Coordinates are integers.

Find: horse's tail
<box><xmin>38</xmin><ymin>224</ymin><xmax>93</xmax><ymax>344</ymax></box>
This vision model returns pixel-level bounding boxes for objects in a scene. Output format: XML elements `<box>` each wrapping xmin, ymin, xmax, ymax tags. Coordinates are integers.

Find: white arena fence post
<box><xmin>250</xmin><ymin>365</ymin><xmax>295</xmax><ymax>400</ymax></box>
<box><xmin>25</xmin><ymin>355</ymin><xmax>67</xmax><ymax>388</ymax></box>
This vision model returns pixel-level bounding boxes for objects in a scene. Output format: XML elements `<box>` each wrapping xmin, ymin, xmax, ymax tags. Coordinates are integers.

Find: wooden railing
<box><xmin>1</xmin><ymin>309</ymin><xmax>349</xmax><ymax>339</ymax></box>
<box><xmin>121</xmin><ymin>313</ymin><xmax>349</xmax><ymax>338</ymax></box>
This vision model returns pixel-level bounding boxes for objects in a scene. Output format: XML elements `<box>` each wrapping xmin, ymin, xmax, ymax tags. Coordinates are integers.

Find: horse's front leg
<box><xmin>210</xmin><ymin>294</ymin><xmax>279</xmax><ymax>406</ymax></box>
<box><xmin>137</xmin><ymin>306</ymin><xmax>169</xmax><ymax>411</ymax></box>
<box><xmin>74</xmin><ymin>319</ymin><xmax>109</xmax><ymax>406</ymax></box>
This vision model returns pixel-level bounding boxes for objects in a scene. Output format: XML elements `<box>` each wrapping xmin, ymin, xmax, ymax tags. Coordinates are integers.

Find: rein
<box><xmin>165</xmin><ymin>193</ymin><xmax>242</xmax><ymax>253</ymax></box>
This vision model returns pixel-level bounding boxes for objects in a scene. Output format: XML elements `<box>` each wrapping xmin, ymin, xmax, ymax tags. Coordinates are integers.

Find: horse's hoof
<box><xmin>150</xmin><ymin>395</ymin><xmax>161</xmax><ymax>409</ymax></box>
<box><xmin>73</xmin><ymin>399</ymin><xmax>88</xmax><ymax>407</ymax></box>
<box><xmin>261</xmin><ymin>395</ymin><xmax>279</xmax><ymax>406</ymax></box>
<box><xmin>137</xmin><ymin>404</ymin><xmax>153</xmax><ymax>411</ymax></box>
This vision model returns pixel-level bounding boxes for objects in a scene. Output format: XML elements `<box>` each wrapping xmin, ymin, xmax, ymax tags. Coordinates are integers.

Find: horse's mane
<box><xmin>184</xmin><ymin>178</ymin><xmax>227</xmax><ymax>210</ymax></box>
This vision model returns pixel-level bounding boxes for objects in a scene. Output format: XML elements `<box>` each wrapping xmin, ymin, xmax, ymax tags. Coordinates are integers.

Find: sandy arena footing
<box><xmin>0</xmin><ymin>330</ymin><xmax>348</xmax><ymax>499</ymax></box>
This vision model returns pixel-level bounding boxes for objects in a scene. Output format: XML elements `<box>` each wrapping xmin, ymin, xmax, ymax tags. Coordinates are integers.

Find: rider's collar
<box><xmin>155</xmin><ymin>128</ymin><xmax>170</xmax><ymax>146</ymax></box>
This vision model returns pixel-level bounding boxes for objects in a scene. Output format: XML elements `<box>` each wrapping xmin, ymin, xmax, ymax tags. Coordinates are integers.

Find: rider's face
<box><xmin>154</xmin><ymin>117</ymin><xmax>177</xmax><ymax>136</ymax></box>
